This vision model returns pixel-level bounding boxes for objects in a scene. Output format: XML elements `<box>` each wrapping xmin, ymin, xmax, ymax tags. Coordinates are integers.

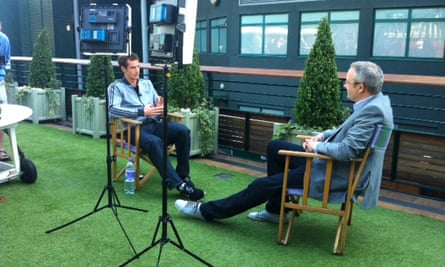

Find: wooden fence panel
<box><xmin>396</xmin><ymin>132</ymin><xmax>445</xmax><ymax>188</ymax></box>
<box><xmin>218</xmin><ymin>114</ymin><xmax>245</xmax><ymax>150</ymax></box>
<box><xmin>248</xmin><ymin>119</ymin><xmax>275</xmax><ymax>153</ymax></box>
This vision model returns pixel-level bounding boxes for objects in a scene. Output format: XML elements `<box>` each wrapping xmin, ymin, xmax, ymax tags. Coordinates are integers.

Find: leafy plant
<box><xmin>82</xmin><ymin>55</ymin><xmax>115</xmax><ymax>117</ymax></box>
<box><xmin>193</xmin><ymin>98</ymin><xmax>216</xmax><ymax>156</ymax></box>
<box><xmin>29</xmin><ymin>28</ymin><xmax>55</xmax><ymax>89</ymax></box>
<box><xmin>168</xmin><ymin>49</ymin><xmax>216</xmax><ymax>156</ymax></box>
<box><xmin>5</xmin><ymin>71</ymin><xmax>14</xmax><ymax>84</ymax></box>
<box><xmin>45</xmin><ymin>78</ymin><xmax>62</xmax><ymax>117</ymax></box>
<box><xmin>86</xmin><ymin>55</ymin><xmax>114</xmax><ymax>98</ymax></box>
<box><xmin>169</xmin><ymin>49</ymin><xmax>205</xmax><ymax>109</ymax></box>
<box><xmin>26</xmin><ymin>28</ymin><xmax>61</xmax><ymax>118</ymax></box>
<box><xmin>294</xmin><ymin>17</ymin><xmax>348</xmax><ymax>130</ymax></box>
<box><xmin>16</xmin><ymin>86</ymin><xmax>31</xmax><ymax>101</ymax></box>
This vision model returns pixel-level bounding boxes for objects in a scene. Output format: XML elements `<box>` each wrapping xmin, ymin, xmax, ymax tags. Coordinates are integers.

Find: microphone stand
<box><xmin>120</xmin><ymin>65</ymin><xmax>212</xmax><ymax>266</ymax></box>
<box><xmin>46</xmin><ymin>56</ymin><xmax>148</xmax><ymax>256</ymax></box>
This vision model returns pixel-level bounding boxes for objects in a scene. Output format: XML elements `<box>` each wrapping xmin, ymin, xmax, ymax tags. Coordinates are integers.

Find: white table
<box><xmin>0</xmin><ymin>104</ymin><xmax>33</xmax><ymax>183</ymax></box>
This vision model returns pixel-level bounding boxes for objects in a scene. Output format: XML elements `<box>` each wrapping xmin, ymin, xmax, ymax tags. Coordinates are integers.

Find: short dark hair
<box><xmin>118</xmin><ymin>52</ymin><xmax>139</xmax><ymax>68</ymax></box>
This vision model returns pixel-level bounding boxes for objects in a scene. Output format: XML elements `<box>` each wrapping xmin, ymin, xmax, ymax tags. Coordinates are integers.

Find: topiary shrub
<box><xmin>168</xmin><ymin>49</ymin><xmax>217</xmax><ymax>156</ymax></box>
<box><xmin>86</xmin><ymin>55</ymin><xmax>114</xmax><ymax>98</ymax></box>
<box><xmin>294</xmin><ymin>17</ymin><xmax>347</xmax><ymax>130</ymax></box>
<box><xmin>29</xmin><ymin>28</ymin><xmax>55</xmax><ymax>88</ymax></box>
<box><xmin>169</xmin><ymin>48</ymin><xmax>205</xmax><ymax>109</ymax></box>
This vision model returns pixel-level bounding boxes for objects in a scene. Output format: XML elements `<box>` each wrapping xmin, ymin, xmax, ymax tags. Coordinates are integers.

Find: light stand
<box><xmin>45</xmin><ymin>56</ymin><xmax>148</xmax><ymax>256</ymax></box>
<box><xmin>120</xmin><ymin>65</ymin><xmax>212</xmax><ymax>267</ymax></box>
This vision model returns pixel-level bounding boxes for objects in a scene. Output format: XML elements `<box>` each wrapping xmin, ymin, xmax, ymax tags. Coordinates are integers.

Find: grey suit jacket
<box><xmin>309</xmin><ymin>92</ymin><xmax>394</xmax><ymax>209</ymax></box>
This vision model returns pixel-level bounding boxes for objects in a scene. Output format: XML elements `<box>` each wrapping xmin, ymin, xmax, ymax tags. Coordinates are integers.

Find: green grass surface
<box><xmin>1</xmin><ymin>122</ymin><xmax>444</xmax><ymax>266</ymax></box>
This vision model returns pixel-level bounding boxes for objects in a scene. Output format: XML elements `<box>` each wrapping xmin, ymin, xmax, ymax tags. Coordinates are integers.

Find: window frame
<box><xmin>240</xmin><ymin>13</ymin><xmax>288</xmax><ymax>56</ymax></box>
<box><xmin>299</xmin><ymin>10</ymin><xmax>360</xmax><ymax>57</ymax></box>
<box><xmin>373</xmin><ymin>7</ymin><xmax>445</xmax><ymax>59</ymax></box>
<box><xmin>210</xmin><ymin>17</ymin><xmax>228</xmax><ymax>54</ymax></box>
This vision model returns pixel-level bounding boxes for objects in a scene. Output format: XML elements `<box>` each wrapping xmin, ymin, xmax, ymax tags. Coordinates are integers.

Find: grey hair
<box><xmin>350</xmin><ymin>61</ymin><xmax>384</xmax><ymax>94</ymax></box>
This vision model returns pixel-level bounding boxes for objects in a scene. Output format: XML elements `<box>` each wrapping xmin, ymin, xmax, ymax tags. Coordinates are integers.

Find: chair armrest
<box><xmin>167</xmin><ymin>113</ymin><xmax>186</xmax><ymax>124</ymax></box>
<box><xmin>278</xmin><ymin>149</ymin><xmax>333</xmax><ymax>160</ymax></box>
<box><xmin>120</xmin><ymin>117</ymin><xmax>143</xmax><ymax>125</ymax></box>
<box><xmin>278</xmin><ymin>149</ymin><xmax>364</xmax><ymax>163</ymax></box>
<box><xmin>296</xmin><ymin>135</ymin><xmax>314</xmax><ymax>141</ymax></box>
<box><xmin>167</xmin><ymin>113</ymin><xmax>185</xmax><ymax>119</ymax></box>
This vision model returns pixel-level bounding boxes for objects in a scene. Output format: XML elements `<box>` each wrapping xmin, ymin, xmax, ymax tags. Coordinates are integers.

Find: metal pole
<box><xmin>141</xmin><ymin>0</ymin><xmax>149</xmax><ymax>79</ymax></box>
<box><xmin>73</xmin><ymin>0</ymin><xmax>83</xmax><ymax>90</ymax></box>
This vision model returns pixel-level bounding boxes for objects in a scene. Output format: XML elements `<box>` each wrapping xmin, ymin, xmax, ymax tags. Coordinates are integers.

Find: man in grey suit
<box><xmin>175</xmin><ymin>61</ymin><xmax>394</xmax><ymax>223</ymax></box>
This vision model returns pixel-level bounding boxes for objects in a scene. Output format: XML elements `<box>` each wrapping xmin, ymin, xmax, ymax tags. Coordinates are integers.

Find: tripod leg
<box><xmin>167</xmin><ymin>217</ymin><xmax>214</xmax><ymax>267</ymax></box>
<box><xmin>45</xmin><ymin>185</ymin><xmax>110</xmax><ymax>234</ymax></box>
<box><xmin>119</xmin><ymin>218</ymin><xmax>162</xmax><ymax>267</ymax></box>
<box><xmin>120</xmin><ymin>65</ymin><xmax>212</xmax><ymax>266</ymax></box>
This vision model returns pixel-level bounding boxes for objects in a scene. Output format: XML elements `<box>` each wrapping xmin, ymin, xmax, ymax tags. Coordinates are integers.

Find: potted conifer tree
<box><xmin>169</xmin><ymin>49</ymin><xmax>219</xmax><ymax>157</ymax></box>
<box><xmin>72</xmin><ymin>55</ymin><xmax>114</xmax><ymax>138</ymax></box>
<box><xmin>15</xmin><ymin>28</ymin><xmax>66</xmax><ymax>124</ymax></box>
<box><xmin>273</xmin><ymin>17</ymin><xmax>349</xmax><ymax>143</ymax></box>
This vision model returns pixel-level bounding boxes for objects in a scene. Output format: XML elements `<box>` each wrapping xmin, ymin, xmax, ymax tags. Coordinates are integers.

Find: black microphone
<box><xmin>135</xmin><ymin>81</ymin><xmax>141</xmax><ymax>96</ymax></box>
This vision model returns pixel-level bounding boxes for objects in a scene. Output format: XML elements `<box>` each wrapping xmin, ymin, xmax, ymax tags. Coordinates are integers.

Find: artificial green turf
<box><xmin>0</xmin><ymin>122</ymin><xmax>444</xmax><ymax>266</ymax></box>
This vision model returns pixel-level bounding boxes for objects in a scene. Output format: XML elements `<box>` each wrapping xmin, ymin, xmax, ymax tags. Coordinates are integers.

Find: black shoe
<box><xmin>177</xmin><ymin>182</ymin><xmax>205</xmax><ymax>201</ymax></box>
<box><xmin>183</xmin><ymin>176</ymin><xmax>195</xmax><ymax>187</ymax></box>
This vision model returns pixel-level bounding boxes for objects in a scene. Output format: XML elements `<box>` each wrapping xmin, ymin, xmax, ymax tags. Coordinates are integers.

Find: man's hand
<box><xmin>156</xmin><ymin>97</ymin><xmax>164</xmax><ymax>107</ymax></box>
<box><xmin>144</xmin><ymin>104</ymin><xmax>163</xmax><ymax>117</ymax></box>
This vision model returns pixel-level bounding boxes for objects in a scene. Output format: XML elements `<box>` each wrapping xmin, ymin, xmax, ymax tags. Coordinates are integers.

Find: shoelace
<box><xmin>184</xmin><ymin>201</ymin><xmax>200</xmax><ymax>213</ymax></box>
<box><xmin>179</xmin><ymin>183</ymin><xmax>195</xmax><ymax>194</ymax></box>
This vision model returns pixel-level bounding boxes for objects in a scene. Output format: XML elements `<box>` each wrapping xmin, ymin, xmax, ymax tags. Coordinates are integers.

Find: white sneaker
<box><xmin>248</xmin><ymin>210</ymin><xmax>288</xmax><ymax>224</ymax></box>
<box><xmin>175</xmin><ymin>199</ymin><xmax>204</xmax><ymax>220</ymax></box>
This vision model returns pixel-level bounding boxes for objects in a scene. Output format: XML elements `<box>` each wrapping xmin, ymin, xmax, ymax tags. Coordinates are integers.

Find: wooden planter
<box><xmin>5</xmin><ymin>82</ymin><xmax>18</xmax><ymax>104</ymax></box>
<box><xmin>15</xmin><ymin>86</ymin><xmax>66</xmax><ymax>124</ymax></box>
<box><xmin>71</xmin><ymin>95</ymin><xmax>107</xmax><ymax>139</ymax></box>
<box><xmin>174</xmin><ymin>107</ymin><xmax>219</xmax><ymax>157</ymax></box>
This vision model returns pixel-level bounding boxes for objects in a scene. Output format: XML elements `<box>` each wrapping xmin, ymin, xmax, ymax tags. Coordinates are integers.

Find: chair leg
<box><xmin>136</xmin><ymin>167</ymin><xmax>157</xmax><ymax>190</ymax></box>
<box><xmin>348</xmin><ymin>203</ymin><xmax>354</xmax><ymax>225</ymax></box>
<box><xmin>115</xmin><ymin>168</ymin><xmax>125</xmax><ymax>181</ymax></box>
<box><xmin>283</xmin><ymin>209</ymin><xmax>298</xmax><ymax>245</ymax></box>
<box><xmin>277</xmin><ymin>210</ymin><xmax>287</xmax><ymax>245</ymax></box>
<box><xmin>333</xmin><ymin>202</ymin><xmax>353</xmax><ymax>255</ymax></box>
<box><xmin>333</xmin><ymin>216</ymin><xmax>344</xmax><ymax>255</ymax></box>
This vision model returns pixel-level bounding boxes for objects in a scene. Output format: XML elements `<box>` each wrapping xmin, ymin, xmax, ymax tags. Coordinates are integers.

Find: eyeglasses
<box><xmin>343</xmin><ymin>80</ymin><xmax>360</xmax><ymax>87</ymax></box>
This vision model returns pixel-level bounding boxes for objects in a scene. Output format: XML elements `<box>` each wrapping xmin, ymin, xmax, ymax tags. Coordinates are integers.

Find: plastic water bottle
<box><xmin>124</xmin><ymin>158</ymin><xmax>136</xmax><ymax>195</ymax></box>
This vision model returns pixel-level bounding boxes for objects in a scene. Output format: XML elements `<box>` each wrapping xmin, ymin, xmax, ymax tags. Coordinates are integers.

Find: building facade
<box><xmin>196</xmin><ymin>0</ymin><xmax>445</xmax><ymax>136</ymax></box>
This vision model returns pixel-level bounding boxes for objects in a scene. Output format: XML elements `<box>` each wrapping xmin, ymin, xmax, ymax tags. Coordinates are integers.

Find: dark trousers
<box><xmin>200</xmin><ymin>140</ymin><xmax>306</xmax><ymax>220</ymax></box>
<box><xmin>136</xmin><ymin>121</ymin><xmax>191</xmax><ymax>189</ymax></box>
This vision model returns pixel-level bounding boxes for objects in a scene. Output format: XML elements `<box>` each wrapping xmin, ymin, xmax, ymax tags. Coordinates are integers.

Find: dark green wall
<box><xmin>0</xmin><ymin>1</ymin><xmax>22</xmax><ymax>56</ymax></box>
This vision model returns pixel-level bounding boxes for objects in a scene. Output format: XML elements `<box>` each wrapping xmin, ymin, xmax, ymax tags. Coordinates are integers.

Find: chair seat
<box><xmin>288</xmin><ymin>188</ymin><xmax>303</xmax><ymax>196</ymax></box>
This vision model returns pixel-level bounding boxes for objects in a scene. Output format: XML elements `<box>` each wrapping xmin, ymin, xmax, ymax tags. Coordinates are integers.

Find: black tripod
<box><xmin>45</xmin><ymin>56</ymin><xmax>147</xmax><ymax>256</ymax></box>
<box><xmin>120</xmin><ymin>65</ymin><xmax>212</xmax><ymax>267</ymax></box>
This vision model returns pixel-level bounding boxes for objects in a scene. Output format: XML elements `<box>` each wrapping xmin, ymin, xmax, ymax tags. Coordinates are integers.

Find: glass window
<box><xmin>210</xmin><ymin>17</ymin><xmax>227</xmax><ymax>54</ymax></box>
<box><xmin>373</xmin><ymin>8</ymin><xmax>445</xmax><ymax>59</ymax></box>
<box><xmin>300</xmin><ymin>10</ymin><xmax>359</xmax><ymax>56</ymax></box>
<box><xmin>241</xmin><ymin>13</ymin><xmax>288</xmax><ymax>56</ymax></box>
<box><xmin>195</xmin><ymin>20</ymin><xmax>207</xmax><ymax>53</ymax></box>
<box><xmin>373</xmin><ymin>22</ymin><xmax>407</xmax><ymax>57</ymax></box>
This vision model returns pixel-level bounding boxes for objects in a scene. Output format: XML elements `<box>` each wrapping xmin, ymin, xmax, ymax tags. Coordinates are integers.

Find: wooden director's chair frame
<box><xmin>277</xmin><ymin>124</ymin><xmax>392</xmax><ymax>255</ymax></box>
<box><xmin>110</xmin><ymin>113</ymin><xmax>185</xmax><ymax>191</ymax></box>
